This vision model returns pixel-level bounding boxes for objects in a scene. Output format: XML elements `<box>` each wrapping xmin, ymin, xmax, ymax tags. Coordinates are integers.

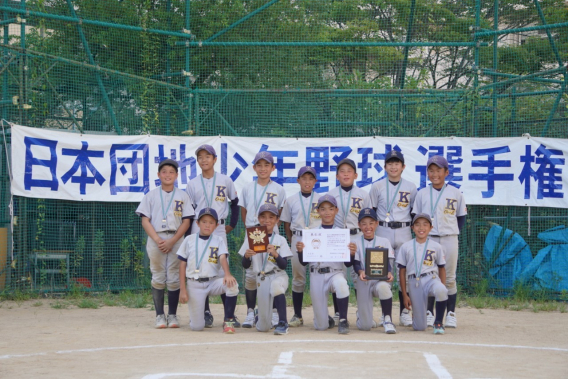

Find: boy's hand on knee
<box><xmin>387</xmin><ymin>272</ymin><xmax>394</xmax><ymax>283</ymax></box>
<box><xmin>224</xmin><ymin>274</ymin><xmax>237</xmax><ymax>288</ymax></box>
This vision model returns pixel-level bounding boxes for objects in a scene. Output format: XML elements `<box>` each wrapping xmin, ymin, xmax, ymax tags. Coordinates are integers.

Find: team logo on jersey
<box><xmin>265</xmin><ymin>192</ymin><xmax>277</xmax><ymax>205</ymax></box>
<box><xmin>397</xmin><ymin>192</ymin><xmax>411</xmax><ymax>208</ymax></box>
<box><xmin>267</xmin><ymin>245</ymin><xmax>280</xmax><ymax>264</ymax></box>
<box><xmin>215</xmin><ymin>186</ymin><xmax>227</xmax><ymax>202</ymax></box>
<box><xmin>350</xmin><ymin>197</ymin><xmax>363</xmax><ymax>214</ymax></box>
<box><xmin>444</xmin><ymin>199</ymin><xmax>457</xmax><ymax>215</ymax></box>
<box><xmin>208</xmin><ymin>247</ymin><xmax>219</xmax><ymax>264</ymax></box>
<box><xmin>423</xmin><ymin>249</ymin><xmax>435</xmax><ymax>266</ymax></box>
<box><xmin>174</xmin><ymin>200</ymin><xmax>184</xmax><ymax>217</ymax></box>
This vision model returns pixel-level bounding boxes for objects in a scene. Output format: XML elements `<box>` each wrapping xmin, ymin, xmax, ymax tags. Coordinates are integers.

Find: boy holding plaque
<box><xmin>368</xmin><ymin>150</ymin><xmax>416</xmax><ymax>327</ymax></box>
<box><xmin>296</xmin><ymin>194</ymin><xmax>357</xmax><ymax>335</ymax></box>
<box><xmin>353</xmin><ymin>208</ymin><xmax>396</xmax><ymax>334</ymax></box>
<box><xmin>136</xmin><ymin>159</ymin><xmax>193</xmax><ymax>329</ymax></box>
<box><xmin>239</xmin><ymin>204</ymin><xmax>292</xmax><ymax>335</ymax></box>
<box><xmin>185</xmin><ymin>144</ymin><xmax>240</xmax><ymax>328</ymax></box>
<box><xmin>178</xmin><ymin>208</ymin><xmax>239</xmax><ymax>333</ymax></box>
<box><xmin>397</xmin><ymin>213</ymin><xmax>448</xmax><ymax>334</ymax></box>
<box><xmin>240</xmin><ymin>151</ymin><xmax>287</xmax><ymax>328</ymax></box>
<box><xmin>281</xmin><ymin>166</ymin><xmax>321</xmax><ymax>327</ymax></box>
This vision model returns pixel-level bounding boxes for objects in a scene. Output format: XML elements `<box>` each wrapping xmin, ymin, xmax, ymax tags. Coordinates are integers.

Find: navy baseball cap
<box><xmin>412</xmin><ymin>213</ymin><xmax>432</xmax><ymax>226</ymax></box>
<box><xmin>385</xmin><ymin>150</ymin><xmax>405</xmax><ymax>164</ymax></box>
<box><xmin>317</xmin><ymin>194</ymin><xmax>338</xmax><ymax>208</ymax></box>
<box><xmin>158</xmin><ymin>159</ymin><xmax>179</xmax><ymax>172</ymax></box>
<box><xmin>198</xmin><ymin>207</ymin><xmax>219</xmax><ymax>222</ymax></box>
<box><xmin>195</xmin><ymin>144</ymin><xmax>217</xmax><ymax>157</ymax></box>
<box><xmin>298</xmin><ymin>166</ymin><xmax>317</xmax><ymax>178</ymax></box>
<box><xmin>253</xmin><ymin>151</ymin><xmax>274</xmax><ymax>165</ymax></box>
<box><xmin>258</xmin><ymin>203</ymin><xmax>279</xmax><ymax>216</ymax></box>
<box><xmin>427</xmin><ymin>155</ymin><xmax>449</xmax><ymax>169</ymax></box>
<box><xmin>336</xmin><ymin>158</ymin><xmax>357</xmax><ymax>172</ymax></box>
<box><xmin>358</xmin><ymin>208</ymin><xmax>378</xmax><ymax>222</ymax></box>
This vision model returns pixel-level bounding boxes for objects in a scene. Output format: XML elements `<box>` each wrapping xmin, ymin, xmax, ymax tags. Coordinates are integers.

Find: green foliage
<box><xmin>93</xmin><ymin>230</ymin><xmax>105</xmax><ymax>285</ymax></box>
<box><xmin>72</xmin><ymin>236</ymin><xmax>85</xmax><ymax>279</ymax></box>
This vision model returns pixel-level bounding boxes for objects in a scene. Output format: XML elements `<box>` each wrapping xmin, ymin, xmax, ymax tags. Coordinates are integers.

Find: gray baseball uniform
<box><xmin>177</xmin><ymin>234</ymin><xmax>239</xmax><ymax>331</ymax></box>
<box><xmin>369</xmin><ymin>177</ymin><xmax>417</xmax><ymax>252</ymax></box>
<box><xmin>186</xmin><ymin>172</ymin><xmax>238</xmax><ymax>244</ymax></box>
<box><xmin>238</xmin><ymin>234</ymin><xmax>292</xmax><ymax>332</ymax></box>
<box><xmin>302</xmin><ymin>226</ymin><xmax>351</xmax><ymax>331</ymax></box>
<box><xmin>396</xmin><ymin>238</ymin><xmax>448</xmax><ymax>331</ymax></box>
<box><xmin>280</xmin><ymin>191</ymin><xmax>321</xmax><ymax>293</ymax></box>
<box><xmin>354</xmin><ymin>236</ymin><xmax>395</xmax><ymax>330</ymax></box>
<box><xmin>136</xmin><ymin>187</ymin><xmax>194</xmax><ymax>291</ymax></box>
<box><xmin>241</xmin><ymin>180</ymin><xmax>286</xmax><ymax>290</ymax></box>
<box><xmin>413</xmin><ymin>184</ymin><xmax>467</xmax><ymax>295</ymax></box>
<box><xmin>328</xmin><ymin>186</ymin><xmax>371</xmax><ymax>284</ymax></box>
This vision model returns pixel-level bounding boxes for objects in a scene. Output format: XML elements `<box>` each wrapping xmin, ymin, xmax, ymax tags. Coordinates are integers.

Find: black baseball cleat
<box><xmin>204</xmin><ymin>310</ymin><xmax>214</xmax><ymax>328</ymax></box>
<box><xmin>328</xmin><ymin>315</ymin><xmax>336</xmax><ymax>329</ymax></box>
<box><xmin>232</xmin><ymin>315</ymin><xmax>241</xmax><ymax>328</ymax></box>
<box><xmin>274</xmin><ymin>321</ymin><xmax>289</xmax><ymax>335</ymax></box>
<box><xmin>338</xmin><ymin>319</ymin><xmax>350</xmax><ymax>335</ymax></box>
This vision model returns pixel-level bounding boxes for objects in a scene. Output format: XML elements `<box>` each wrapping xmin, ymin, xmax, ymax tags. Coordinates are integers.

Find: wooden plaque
<box><xmin>247</xmin><ymin>226</ymin><xmax>268</xmax><ymax>253</ymax></box>
<box><xmin>364</xmin><ymin>247</ymin><xmax>389</xmax><ymax>281</ymax></box>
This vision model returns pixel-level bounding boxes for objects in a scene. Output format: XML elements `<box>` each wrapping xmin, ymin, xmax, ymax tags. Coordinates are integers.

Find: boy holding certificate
<box><xmin>296</xmin><ymin>194</ymin><xmax>357</xmax><ymax>335</ymax></box>
<box><xmin>239</xmin><ymin>203</ymin><xmax>292</xmax><ymax>335</ymax></box>
<box><xmin>353</xmin><ymin>208</ymin><xmax>396</xmax><ymax>334</ymax></box>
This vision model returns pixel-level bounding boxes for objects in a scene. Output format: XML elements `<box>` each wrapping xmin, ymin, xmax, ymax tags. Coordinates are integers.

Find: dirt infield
<box><xmin>1</xmin><ymin>300</ymin><xmax>567</xmax><ymax>378</ymax></box>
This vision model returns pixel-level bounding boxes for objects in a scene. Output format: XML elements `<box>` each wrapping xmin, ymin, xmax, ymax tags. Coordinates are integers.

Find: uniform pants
<box><xmin>310</xmin><ymin>270</ymin><xmax>350</xmax><ymax>331</ymax></box>
<box><xmin>355</xmin><ymin>279</ymin><xmax>392</xmax><ymax>331</ymax></box>
<box><xmin>256</xmin><ymin>272</ymin><xmax>288</xmax><ymax>332</ymax></box>
<box><xmin>186</xmin><ymin>277</ymin><xmax>239</xmax><ymax>331</ymax></box>
<box><xmin>408</xmin><ymin>273</ymin><xmax>448</xmax><ymax>331</ymax></box>
<box><xmin>290</xmin><ymin>234</ymin><xmax>308</xmax><ymax>293</ymax></box>
<box><xmin>429</xmin><ymin>235</ymin><xmax>459</xmax><ymax>295</ymax></box>
<box><xmin>146</xmin><ymin>233</ymin><xmax>183</xmax><ymax>291</ymax></box>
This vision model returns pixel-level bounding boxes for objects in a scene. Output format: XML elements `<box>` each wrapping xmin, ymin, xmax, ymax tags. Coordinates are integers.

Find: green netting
<box><xmin>1</xmin><ymin>0</ymin><xmax>567</xmax><ymax>297</ymax></box>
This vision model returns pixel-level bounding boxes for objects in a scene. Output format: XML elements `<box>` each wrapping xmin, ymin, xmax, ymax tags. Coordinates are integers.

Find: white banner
<box><xmin>10</xmin><ymin>124</ymin><xmax>568</xmax><ymax>208</ymax></box>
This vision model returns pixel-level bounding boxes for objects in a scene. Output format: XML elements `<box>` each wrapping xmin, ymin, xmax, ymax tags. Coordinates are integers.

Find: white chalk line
<box><xmin>142</xmin><ymin>350</ymin><xmax>449</xmax><ymax>379</ymax></box>
<box><xmin>2</xmin><ymin>339</ymin><xmax>568</xmax><ymax>360</ymax></box>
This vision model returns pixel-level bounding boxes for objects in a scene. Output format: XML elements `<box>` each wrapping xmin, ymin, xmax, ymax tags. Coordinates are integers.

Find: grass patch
<box><xmin>50</xmin><ymin>300</ymin><xmax>69</xmax><ymax>309</ymax></box>
<box><xmin>119</xmin><ymin>290</ymin><xmax>151</xmax><ymax>309</ymax></box>
<box><xmin>76</xmin><ymin>298</ymin><xmax>99</xmax><ymax>309</ymax></box>
<box><xmin>32</xmin><ymin>301</ymin><xmax>43</xmax><ymax>307</ymax></box>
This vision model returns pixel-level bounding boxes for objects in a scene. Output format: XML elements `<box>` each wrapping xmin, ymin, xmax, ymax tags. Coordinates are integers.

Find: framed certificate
<box><xmin>247</xmin><ymin>226</ymin><xmax>268</xmax><ymax>253</ymax></box>
<box><xmin>364</xmin><ymin>248</ymin><xmax>389</xmax><ymax>280</ymax></box>
<box><xmin>302</xmin><ymin>228</ymin><xmax>350</xmax><ymax>263</ymax></box>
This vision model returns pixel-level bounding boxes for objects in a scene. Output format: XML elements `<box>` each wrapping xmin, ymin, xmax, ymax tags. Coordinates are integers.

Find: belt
<box><xmin>378</xmin><ymin>221</ymin><xmax>411</xmax><ymax>229</ymax></box>
<box><xmin>408</xmin><ymin>271</ymin><xmax>435</xmax><ymax>280</ymax></box>
<box><xmin>310</xmin><ymin>267</ymin><xmax>343</xmax><ymax>274</ymax></box>
<box><xmin>292</xmin><ymin>230</ymin><xmax>303</xmax><ymax>236</ymax></box>
<box><xmin>189</xmin><ymin>277</ymin><xmax>212</xmax><ymax>282</ymax></box>
<box><xmin>160</xmin><ymin>230</ymin><xmax>177</xmax><ymax>234</ymax></box>
<box><xmin>349</xmin><ymin>228</ymin><xmax>361</xmax><ymax>235</ymax></box>
<box><xmin>258</xmin><ymin>269</ymin><xmax>280</xmax><ymax>277</ymax></box>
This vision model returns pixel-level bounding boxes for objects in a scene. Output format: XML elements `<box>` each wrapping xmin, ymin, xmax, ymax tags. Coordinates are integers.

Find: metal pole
<box><xmin>185</xmin><ymin>0</ymin><xmax>192</xmax><ymax>134</ymax></box>
<box><xmin>165</xmin><ymin>0</ymin><xmax>171</xmax><ymax>136</ymax></box>
<box><xmin>533</xmin><ymin>0</ymin><xmax>564</xmax><ymax>67</ymax></box>
<box><xmin>65</xmin><ymin>0</ymin><xmax>120</xmax><ymax>134</ymax></box>
<box><xmin>473</xmin><ymin>0</ymin><xmax>481</xmax><ymax>137</ymax></box>
<box><xmin>492</xmin><ymin>0</ymin><xmax>498</xmax><ymax>137</ymax></box>
<box><xmin>397</xmin><ymin>0</ymin><xmax>416</xmax><ymax>124</ymax></box>
<box><xmin>18</xmin><ymin>0</ymin><xmax>24</xmax><ymax>124</ymax></box>
<box><xmin>2</xmin><ymin>0</ymin><xmax>9</xmax><ymax>121</ymax></box>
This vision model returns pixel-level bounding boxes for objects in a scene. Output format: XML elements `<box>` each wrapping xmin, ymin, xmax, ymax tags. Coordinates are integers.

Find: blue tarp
<box><xmin>483</xmin><ymin>225</ymin><xmax>533</xmax><ymax>289</ymax></box>
<box><xmin>520</xmin><ymin>225</ymin><xmax>568</xmax><ymax>292</ymax></box>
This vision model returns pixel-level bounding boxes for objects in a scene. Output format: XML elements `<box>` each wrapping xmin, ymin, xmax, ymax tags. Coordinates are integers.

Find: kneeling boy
<box><xmin>178</xmin><ymin>208</ymin><xmax>239</xmax><ymax>333</ymax></box>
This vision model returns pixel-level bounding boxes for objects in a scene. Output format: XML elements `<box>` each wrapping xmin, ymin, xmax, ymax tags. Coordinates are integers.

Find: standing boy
<box><xmin>240</xmin><ymin>151</ymin><xmax>286</xmax><ymax>328</ymax></box>
<box><xmin>281</xmin><ymin>166</ymin><xmax>321</xmax><ymax>327</ymax></box>
<box><xmin>239</xmin><ymin>204</ymin><xmax>292</xmax><ymax>335</ymax></box>
<box><xmin>296</xmin><ymin>194</ymin><xmax>357</xmax><ymax>335</ymax></box>
<box><xmin>369</xmin><ymin>150</ymin><xmax>416</xmax><ymax>327</ymax></box>
<box><xmin>136</xmin><ymin>159</ymin><xmax>193</xmax><ymax>329</ymax></box>
<box><xmin>327</xmin><ymin>158</ymin><xmax>371</xmax><ymax>322</ymax></box>
<box><xmin>353</xmin><ymin>208</ymin><xmax>396</xmax><ymax>334</ymax></box>
<box><xmin>413</xmin><ymin>155</ymin><xmax>466</xmax><ymax>328</ymax></box>
<box><xmin>186</xmin><ymin>144</ymin><xmax>240</xmax><ymax>328</ymax></box>
<box><xmin>397</xmin><ymin>213</ymin><xmax>448</xmax><ymax>334</ymax></box>
<box><xmin>178</xmin><ymin>208</ymin><xmax>239</xmax><ymax>333</ymax></box>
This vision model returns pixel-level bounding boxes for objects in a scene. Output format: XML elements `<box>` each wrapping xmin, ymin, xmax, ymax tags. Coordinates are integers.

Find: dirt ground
<box><xmin>1</xmin><ymin>300</ymin><xmax>567</xmax><ymax>379</ymax></box>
